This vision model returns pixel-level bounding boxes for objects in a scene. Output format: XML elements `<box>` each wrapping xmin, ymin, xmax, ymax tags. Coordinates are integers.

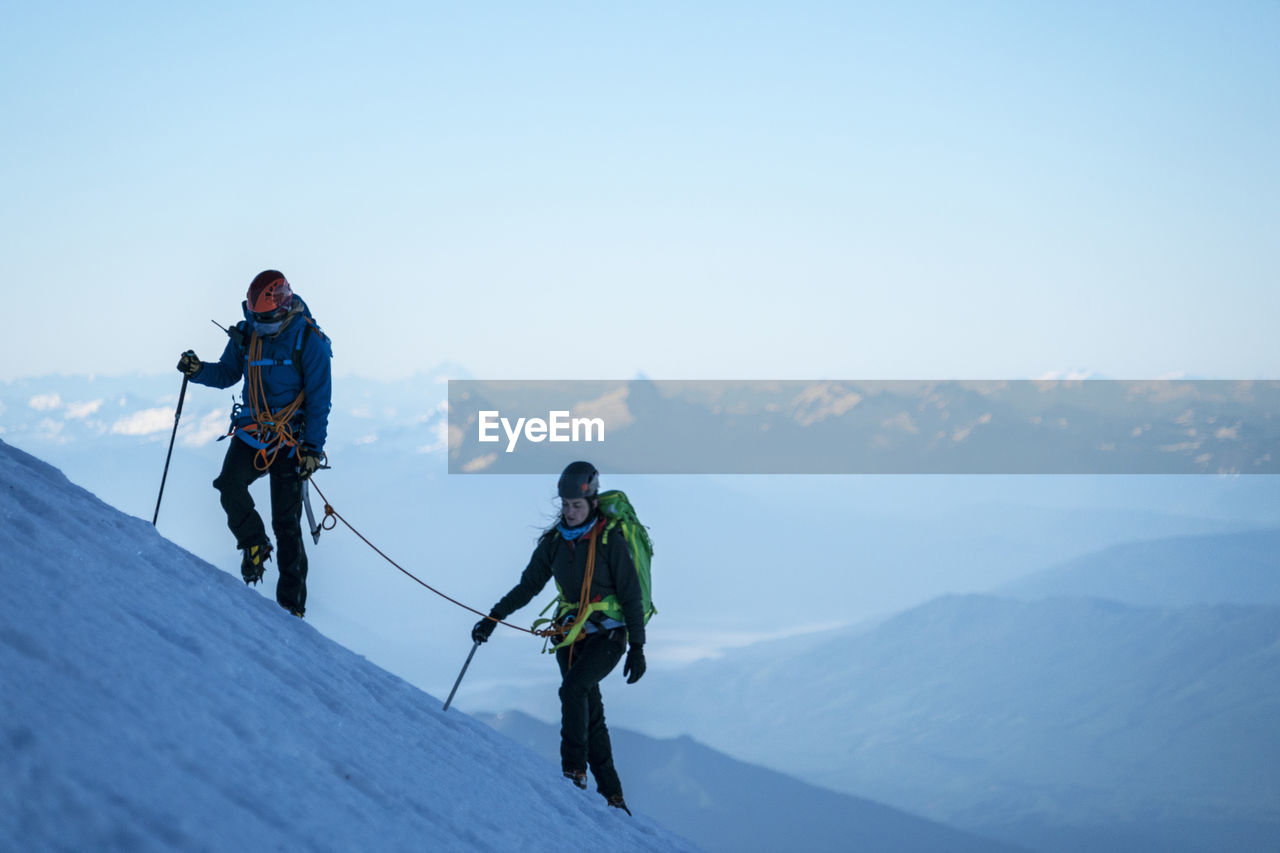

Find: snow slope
<box><xmin>0</xmin><ymin>439</ymin><xmax>696</xmax><ymax>852</ymax></box>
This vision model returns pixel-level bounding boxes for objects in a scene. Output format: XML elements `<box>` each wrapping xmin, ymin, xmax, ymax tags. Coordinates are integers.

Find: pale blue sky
<box><xmin>2</xmin><ymin>1</ymin><xmax>1276</xmax><ymax>382</ymax></box>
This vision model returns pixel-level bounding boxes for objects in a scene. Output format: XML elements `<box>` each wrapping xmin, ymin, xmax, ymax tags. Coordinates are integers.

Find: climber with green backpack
<box><xmin>471</xmin><ymin>461</ymin><xmax>654</xmax><ymax>815</ymax></box>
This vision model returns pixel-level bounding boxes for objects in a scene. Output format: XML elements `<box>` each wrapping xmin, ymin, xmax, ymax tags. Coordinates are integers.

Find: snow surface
<box><xmin>0</xmin><ymin>439</ymin><xmax>697</xmax><ymax>852</ymax></box>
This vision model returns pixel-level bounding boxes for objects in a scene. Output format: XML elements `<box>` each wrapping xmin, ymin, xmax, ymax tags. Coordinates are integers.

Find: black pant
<box><xmin>212</xmin><ymin>438</ymin><xmax>309</xmax><ymax>615</ymax></box>
<box><xmin>556</xmin><ymin>629</ymin><xmax>626</xmax><ymax>798</ymax></box>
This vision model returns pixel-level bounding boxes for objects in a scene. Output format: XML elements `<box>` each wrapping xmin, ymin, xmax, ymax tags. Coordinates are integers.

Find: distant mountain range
<box><xmin>9</xmin><ymin>372</ymin><xmax>1277</xmax><ymax>649</ymax></box>
<box><xmin>7</xmin><ymin>372</ymin><xmax>1278</xmax><ymax>718</ymax></box>
<box><xmin>479</xmin><ymin>710</ymin><xmax>1023</xmax><ymax>853</ymax></box>
<box><xmin>998</xmin><ymin>529</ymin><xmax>1280</xmax><ymax>606</ymax></box>
<box><xmin>448</xmin><ymin>378</ymin><xmax>1280</xmax><ymax>474</ymax></box>
<box><xmin>0</xmin><ymin>370</ymin><xmax>454</xmax><ymax>458</ymax></box>
<box><xmin>582</xmin><ymin>529</ymin><xmax>1280</xmax><ymax>853</ymax></box>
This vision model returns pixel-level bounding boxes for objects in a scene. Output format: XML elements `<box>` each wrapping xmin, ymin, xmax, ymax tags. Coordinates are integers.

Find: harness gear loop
<box><xmin>244</xmin><ymin>330</ymin><xmax>306</xmax><ymax>471</ymax></box>
<box><xmin>307</xmin><ymin>480</ymin><xmax>537</xmax><ymax>636</ymax></box>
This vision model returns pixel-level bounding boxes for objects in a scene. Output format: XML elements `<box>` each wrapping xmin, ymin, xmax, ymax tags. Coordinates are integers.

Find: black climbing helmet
<box><xmin>558</xmin><ymin>461</ymin><xmax>599</xmax><ymax>500</ymax></box>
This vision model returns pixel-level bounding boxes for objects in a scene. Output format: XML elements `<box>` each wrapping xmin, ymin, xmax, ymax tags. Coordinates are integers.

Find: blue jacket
<box><xmin>193</xmin><ymin>296</ymin><xmax>333</xmax><ymax>452</ymax></box>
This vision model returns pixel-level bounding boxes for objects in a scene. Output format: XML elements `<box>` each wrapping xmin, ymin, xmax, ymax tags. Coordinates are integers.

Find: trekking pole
<box><xmin>442</xmin><ymin>641</ymin><xmax>481</xmax><ymax>712</ymax></box>
<box><xmin>152</xmin><ymin>375</ymin><xmax>189</xmax><ymax>527</ymax></box>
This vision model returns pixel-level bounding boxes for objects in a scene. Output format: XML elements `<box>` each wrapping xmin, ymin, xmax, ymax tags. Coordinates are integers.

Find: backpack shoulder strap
<box><xmin>600</xmin><ymin>516</ymin><xmax>621</xmax><ymax>546</ymax></box>
<box><xmin>291</xmin><ymin>317</ymin><xmax>330</xmax><ymax>375</ymax></box>
<box><xmin>292</xmin><ymin>319</ymin><xmax>312</xmax><ymax>365</ymax></box>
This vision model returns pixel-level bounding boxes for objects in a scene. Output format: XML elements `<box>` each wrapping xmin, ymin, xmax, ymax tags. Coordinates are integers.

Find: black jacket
<box><xmin>491</xmin><ymin>517</ymin><xmax>646</xmax><ymax>646</ymax></box>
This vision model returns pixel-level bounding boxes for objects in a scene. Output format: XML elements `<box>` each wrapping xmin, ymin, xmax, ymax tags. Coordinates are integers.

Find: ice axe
<box><xmin>442</xmin><ymin>641</ymin><xmax>481</xmax><ymax>712</ymax></box>
<box><xmin>302</xmin><ymin>478</ymin><xmax>323</xmax><ymax>544</ymax></box>
<box><xmin>300</xmin><ymin>460</ymin><xmax>332</xmax><ymax>544</ymax></box>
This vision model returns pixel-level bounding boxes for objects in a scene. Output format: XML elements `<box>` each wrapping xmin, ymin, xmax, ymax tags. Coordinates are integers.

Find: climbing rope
<box><xmin>307</xmin><ymin>479</ymin><xmax>539</xmax><ymax>636</ymax></box>
<box><xmin>245</xmin><ymin>332</ymin><xmax>305</xmax><ymax>472</ymax></box>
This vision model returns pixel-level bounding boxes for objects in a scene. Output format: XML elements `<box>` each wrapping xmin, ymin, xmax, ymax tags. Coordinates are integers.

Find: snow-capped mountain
<box><xmin>0</xmin><ymin>369</ymin><xmax>456</xmax><ymax>459</ymax></box>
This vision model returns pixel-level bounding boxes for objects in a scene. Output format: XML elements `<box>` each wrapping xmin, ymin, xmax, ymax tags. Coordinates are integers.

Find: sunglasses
<box><xmin>252</xmin><ymin>307</ymin><xmax>288</xmax><ymax>323</ymax></box>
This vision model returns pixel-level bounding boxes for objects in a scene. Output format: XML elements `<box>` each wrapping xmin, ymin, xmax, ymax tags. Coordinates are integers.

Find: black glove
<box><xmin>472</xmin><ymin>614</ymin><xmax>499</xmax><ymax>644</ymax></box>
<box><xmin>623</xmin><ymin>644</ymin><xmax>646</xmax><ymax>684</ymax></box>
<box><xmin>177</xmin><ymin>350</ymin><xmax>201</xmax><ymax>377</ymax></box>
<box><xmin>298</xmin><ymin>448</ymin><xmax>323</xmax><ymax>480</ymax></box>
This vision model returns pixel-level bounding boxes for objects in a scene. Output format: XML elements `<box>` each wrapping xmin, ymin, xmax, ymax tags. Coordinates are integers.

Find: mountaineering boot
<box><xmin>563</xmin><ymin>770</ymin><xmax>587</xmax><ymax>790</ymax></box>
<box><xmin>241</xmin><ymin>542</ymin><xmax>272</xmax><ymax>585</ymax></box>
<box><xmin>606</xmin><ymin>794</ymin><xmax>632</xmax><ymax>816</ymax></box>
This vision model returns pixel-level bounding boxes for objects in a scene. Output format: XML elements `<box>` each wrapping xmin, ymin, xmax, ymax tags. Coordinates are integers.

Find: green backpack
<box><xmin>532</xmin><ymin>489</ymin><xmax>656</xmax><ymax>650</ymax></box>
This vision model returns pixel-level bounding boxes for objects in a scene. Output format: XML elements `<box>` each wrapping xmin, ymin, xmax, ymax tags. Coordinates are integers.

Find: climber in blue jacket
<box><xmin>177</xmin><ymin>270</ymin><xmax>332</xmax><ymax>616</ymax></box>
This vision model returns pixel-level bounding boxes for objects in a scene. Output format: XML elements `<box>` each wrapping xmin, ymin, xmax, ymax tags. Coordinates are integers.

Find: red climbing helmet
<box><xmin>247</xmin><ymin>270</ymin><xmax>293</xmax><ymax>320</ymax></box>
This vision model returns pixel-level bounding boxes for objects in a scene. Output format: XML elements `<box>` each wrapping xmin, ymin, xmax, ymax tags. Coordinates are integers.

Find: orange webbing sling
<box><xmin>533</xmin><ymin>523</ymin><xmax>600</xmax><ymax>667</ymax></box>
